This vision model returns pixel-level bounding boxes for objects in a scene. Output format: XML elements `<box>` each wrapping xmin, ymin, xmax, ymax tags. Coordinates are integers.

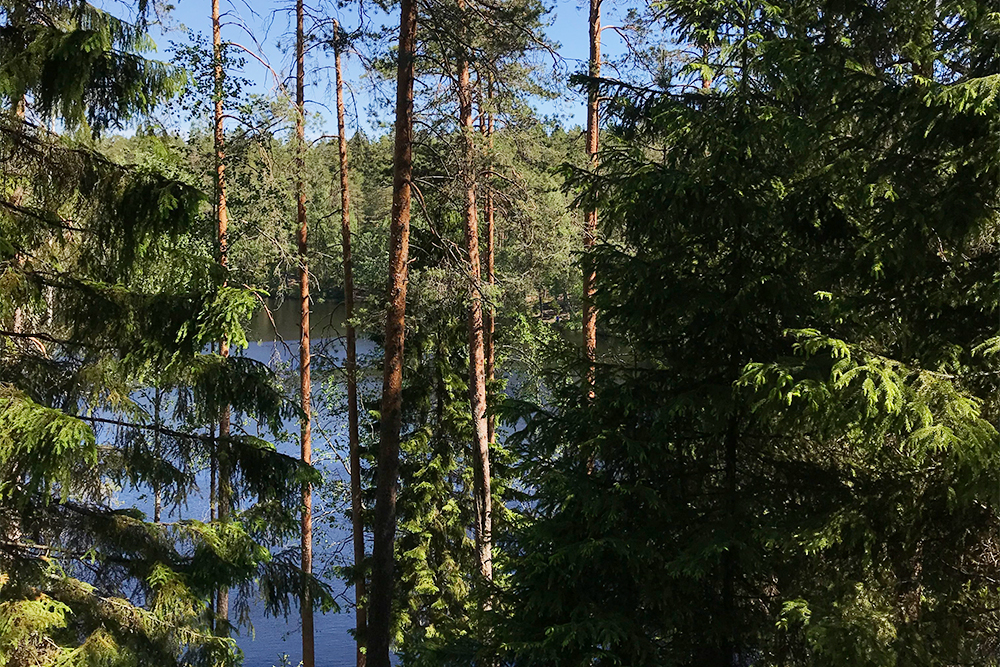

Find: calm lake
<box><xmin>117</xmin><ymin>299</ymin><xmax>374</xmax><ymax>667</ymax></box>
<box><xmin>240</xmin><ymin>298</ymin><xmax>372</xmax><ymax>667</ymax></box>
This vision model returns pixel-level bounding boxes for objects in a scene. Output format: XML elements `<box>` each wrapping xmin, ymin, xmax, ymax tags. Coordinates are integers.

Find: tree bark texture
<box><xmin>368</xmin><ymin>0</ymin><xmax>416</xmax><ymax>663</ymax></box>
<box><xmin>295</xmin><ymin>0</ymin><xmax>314</xmax><ymax>664</ymax></box>
<box><xmin>582</xmin><ymin>0</ymin><xmax>601</xmax><ymax>399</ymax></box>
<box><xmin>11</xmin><ymin>99</ymin><xmax>24</xmax><ymax>335</ymax></box>
<box><xmin>153</xmin><ymin>386</ymin><xmax>162</xmax><ymax>524</ymax></box>
<box><xmin>481</xmin><ymin>87</ymin><xmax>496</xmax><ymax>447</ymax></box>
<box><xmin>334</xmin><ymin>22</ymin><xmax>367</xmax><ymax>667</ymax></box>
<box><xmin>212</xmin><ymin>0</ymin><xmax>231</xmax><ymax>629</ymax></box>
<box><xmin>457</xmin><ymin>0</ymin><xmax>493</xmax><ymax>585</ymax></box>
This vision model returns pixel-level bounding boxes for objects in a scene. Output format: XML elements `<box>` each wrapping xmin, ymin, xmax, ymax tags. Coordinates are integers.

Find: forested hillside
<box><xmin>4</xmin><ymin>0</ymin><xmax>1000</xmax><ymax>666</ymax></box>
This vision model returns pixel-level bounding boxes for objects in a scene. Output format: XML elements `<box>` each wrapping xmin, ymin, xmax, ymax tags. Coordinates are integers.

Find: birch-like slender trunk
<box><xmin>333</xmin><ymin>21</ymin><xmax>366</xmax><ymax>667</ymax></box>
<box><xmin>368</xmin><ymin>0</ymin><xmax>417</xmax><ymax>663</ymax></box>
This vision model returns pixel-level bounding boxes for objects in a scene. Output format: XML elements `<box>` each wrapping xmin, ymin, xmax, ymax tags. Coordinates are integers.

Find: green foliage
<box><xmin>0</xmin><ymin>0</ymin><xmax>179</xmax><ymax>132</ymax></box>
<box><xmin>0</xmin><ymin>386</ymin><xmax>97</xmax><ymax>503</ymax></box>
<box><xmin>0</xmin><ymin>1</ymin><xmax>322</xmax><ymax>664</ymax></box>
<box><xmin>498</xmin><ymin>0</ymin><xmax>1000</xmax><ymax>664</ymax></box>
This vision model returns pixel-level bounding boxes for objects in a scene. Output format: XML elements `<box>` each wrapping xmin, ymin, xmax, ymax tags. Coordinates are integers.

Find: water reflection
<box><xmin>117</xmin><ymin>299</ymin><xmax>371</xmax><ymax>667</ymax></box>
<box><xmin>241</xmin><ymin>299</ymin><xmax>371</xmax><ymax>667</ymax></box>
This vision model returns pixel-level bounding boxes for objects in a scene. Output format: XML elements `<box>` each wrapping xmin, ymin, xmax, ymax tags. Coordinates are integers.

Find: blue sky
<box><xmin>102</xmin><ymin>0</ymin><xmax>638</xmax><ymax>135</ymax></box>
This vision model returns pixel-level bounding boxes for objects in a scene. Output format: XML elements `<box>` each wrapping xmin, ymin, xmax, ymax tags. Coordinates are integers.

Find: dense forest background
<box><xmin>6</xmin><ymin>0</ymin><xmax>1000</xmax><ymax>666</ymax></box>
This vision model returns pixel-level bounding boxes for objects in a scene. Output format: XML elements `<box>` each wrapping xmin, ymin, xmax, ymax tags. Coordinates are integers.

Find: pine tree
<box><xmin>210</xmin><ymin>0</ymin><xmax>232</xmax><ymax>631</ymax></box>
<box><xmin>411</xmin><ymin>0</ymin><xmax>554</xmax><ymax>609</ymax></box>
<box><xmin>294</xmin><ymin>0</ymin><xmax>315</xmax><ymax>661</ymax></box>
<box><xmin>332</xmin><ymin>18</ymin><xmax>367</xmax><ymax>667</ymax></box>
<box><xmin>369</xmin><ymin>0</ymin><xmax>417</xmax><ymax>663</ymax></box>
<box><xmin>454</xmin><ymin>0</ymin><xmax>494</xmax><ymax>588</ymax></box>
<box><xmin>582</xmin><ymin>0</ymin><xmax>600</xmax><ymax>400</ymax></box>
<box><xmin>480</xmin><ymin>84</ymin><xmax>497</xmax><ymax>447</ymax></box>
<box><xmin>353</xmin><ymin>3</ymin><xmax>564</xmax><ymax>658</ymax></box>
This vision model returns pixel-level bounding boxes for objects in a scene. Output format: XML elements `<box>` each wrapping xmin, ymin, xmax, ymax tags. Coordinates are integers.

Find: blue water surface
<box><xmin>114</xmin><ymin>301</ymin><xmax>374</xmax><ymax>667</ymax></box>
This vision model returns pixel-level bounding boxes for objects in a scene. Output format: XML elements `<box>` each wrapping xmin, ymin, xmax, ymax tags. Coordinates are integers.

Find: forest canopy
<box><xmin>4</xmin><ymin>0</ymin><xmax>1000</xmax><ymax>666</ymax></box>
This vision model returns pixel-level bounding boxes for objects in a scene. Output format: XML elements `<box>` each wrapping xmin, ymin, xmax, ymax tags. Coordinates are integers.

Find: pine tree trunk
<box><xmin>333</xmin><ymin>22</ymin><xmax>366</xmax><ymax>667</ymax></box>
<box><xmin>295</xmin><ymin>0</ymin><xmax>314</xmax><ymax>664</ymax></box>
<box><xmin>368</xmin><ymin>0</ymin><xmax>416</xmax><ymax>663</ymax></box>
<box><xmin>457</xmin><ymin>33</ymin><xmax>493</xmax><ymax>584</ymax></box>
<box><xmin>480</xmin><ymin>86</ymin><xmax>496</xmax><ymax>447</ymax></box>
<box><xmin>211</xmin><ymin>0</ymin><xmax>231</xmax><ymax>630</ymax></box>
<box><xmin>582</xmin><ymin>0</ymin><xmax>601</xmax><ymax>399</ymax></box>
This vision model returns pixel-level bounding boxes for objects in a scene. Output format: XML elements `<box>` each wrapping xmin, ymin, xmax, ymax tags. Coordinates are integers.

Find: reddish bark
<box><xmin>583</xmin><ymin>0</ymin><xmax>601</xmax><ymax>399</ymax></box>
<box><xmin>212</xmin><ymin>0</ymin><xmax>231</xmax><ymax>629</ymax></box>
<box><xmin>333</xmin><ymin>21</ymin><xmax>366</xmax><ymax>667</ymax></box>
<box><xmin>295</xmin><ymin>0</ymin><xmax>314</xmax><ymax>663</ymax></box>
<box><xmin>458</xmin><ymin>0</ymin><xmax>493</xmax><ymax>584</ymax></box>
<box><xmin>368</xmin><ymin>0</ymin><xmax>417</xmax><ymax>663</ymax></box>
<box><xmin>481</xmin><ymin>87</ymin><xmax>496</xmax><ymax>446</ymax></box>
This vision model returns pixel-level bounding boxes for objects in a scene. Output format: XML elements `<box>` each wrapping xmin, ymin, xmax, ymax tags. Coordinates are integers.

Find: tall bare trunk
<box><xmin>295</xmin><ymin>0</ymin><xmax>314</xmax><ymax>664</ymax></box>
<box><xmin>457</xmin><ymin>33</ymin><xmax>493</xmax><ymax>583</ymax></box>
<box><xmin>333</xmin><ymin>22</ymin><xmax>366</xmax><ymax>667</ymax></box>
<box><xmin>582</xmin><ymin>0</ymin><xmax>601</xmax><ymax>399</ymax></box>
<box><xmin>212</xmin><ymin>0</ymin><xmax>231</xmax><ymax>629</ymax></box>
<box><xmin>368</xmin><ymin>0</ymin><xmax>416</xmax><ymax>663</ymax></box>
<box><xmin>480</xmin><ymin>85</ymin><xmax>496</xmax><ymax>447</ymax></box>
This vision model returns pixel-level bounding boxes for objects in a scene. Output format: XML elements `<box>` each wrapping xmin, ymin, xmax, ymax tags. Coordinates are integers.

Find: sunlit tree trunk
<box><xmin>582</xmin><ymin>0</ymin><xmax>601</xmax><ymax>399</ymax></box>
<box><xmin>480</xmin><ymin>83</ymin><xmax>496</xmax><ymax>446</ymax></box>
<box><xmin>333</xmin><ymin>21</ymin><xmax>366</xmax><ymax>667</ymax></box>
<box><xmin>295</xmin><ymin>0</ymin><xmax>314</xmax><ymax>663</ymax></box>
<box><xmin>368</xmin><ymin>0</ymin><xmax>416</xmax><ymax>663</ymax></box>
<box><xmin>211</xmin><ymin>0</ymin><xmax>231</xmax><ymax>630</ymax></box>
<box><xmin>457</xmin><ymin>11</ymin><xmax>493</xmax><ymax>584</ymax></box>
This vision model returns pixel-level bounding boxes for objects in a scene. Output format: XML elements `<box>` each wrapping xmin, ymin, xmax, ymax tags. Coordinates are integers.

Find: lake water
<box><xmin>241</xmin><ymin>299</ymin><xmax>375</xmax><ymax>667</ymax></box>
<box><xmin>119</xmin><ymin>299</ymin><xmax>374</xmax><ymax>667</ymax></box>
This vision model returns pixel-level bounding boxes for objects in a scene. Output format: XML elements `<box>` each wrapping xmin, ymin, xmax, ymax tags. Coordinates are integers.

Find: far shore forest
<box><xmin>5</xmin><ymin>0</ymin><xmax>1000</xmax><ymax>666</ymax></box>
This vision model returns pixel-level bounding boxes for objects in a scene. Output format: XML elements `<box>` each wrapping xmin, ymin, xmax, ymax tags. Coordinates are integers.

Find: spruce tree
<box><xmin>502</xmin><ymin>0</ymin><xmax>1000</xmax><ymax>664</ymax></box>
<box><xmin>0</xmin><ymin>2</ymin><xmax>323</xmax><ymax>664</ymax></box>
